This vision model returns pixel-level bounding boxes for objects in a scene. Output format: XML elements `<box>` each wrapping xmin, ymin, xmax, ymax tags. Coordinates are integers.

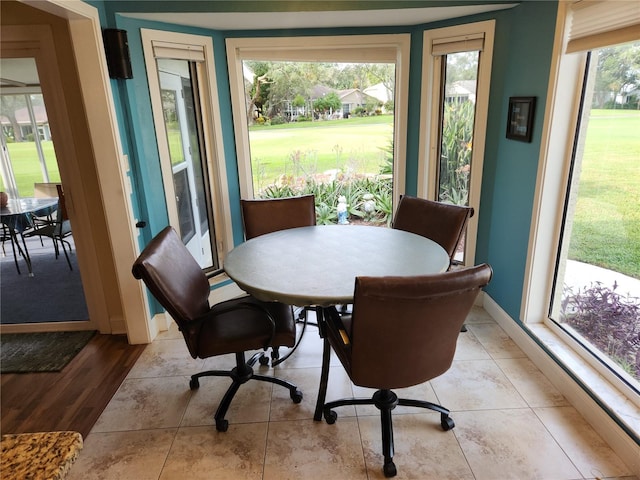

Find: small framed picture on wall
<box><xmin>506</xmin><ymin>96</ymin><xmax>536</xmax><ymax>142</ymax></box>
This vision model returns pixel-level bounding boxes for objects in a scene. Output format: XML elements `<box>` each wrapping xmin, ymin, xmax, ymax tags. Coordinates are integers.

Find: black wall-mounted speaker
<box><xmin>103</xmin><ymin>29</ymin><xmax>133</xmax><ymax>79</ymax></box>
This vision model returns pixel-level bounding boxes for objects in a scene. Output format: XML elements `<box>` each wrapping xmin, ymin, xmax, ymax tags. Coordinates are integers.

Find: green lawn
<box><xmin>248</xmin><ymin>115</ymin><xmax>394</xmax><ymax>191</ymax></box>
<box><xmin>568</xmin><ymin>109</ymin><xmax>640</xmax><ymax>279</ymax></box>
<box><xmin>2</xmin><ymin>111</ymin><xmax>637</xmax><ymax>278</ymax></box>
<box><xmin>1</xmin><ymin>141</ymin><xmax>59</xmax><ymax>197</ymax></box>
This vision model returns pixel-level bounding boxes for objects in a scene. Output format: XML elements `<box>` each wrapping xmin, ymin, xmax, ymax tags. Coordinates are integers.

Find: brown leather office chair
<box><xmin>393</xmin><ymin>195</ymin><xmax>474</xmax><ymax>268</ymax></box>
<box><xmin>240</xmin><ymin>194</ymin><xmax>317</xmax><ymax>365</ymax></box>
<box><xmin>317</xmin><ymin>264</ymin><xmax>492</xmax><ymax>477</ymax></box>
<box><xmin>132</xmin><ymin>226</ymin><xmax>303</xmax><ymax>432</ymax></box>
<box><xmin>393</xmin><ymin>195</ymin><xmax>475</xmax><ymax>332</ymax></box>
<box><xmin>240</xmin><ymin>194</ymin><xmax>316</xmax><ymax>240</ymax></box>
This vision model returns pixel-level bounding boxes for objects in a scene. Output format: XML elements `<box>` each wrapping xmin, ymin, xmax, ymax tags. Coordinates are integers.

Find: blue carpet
<box><xmin>1</xmin><ymin>234</ymin><xmax>88</xmax><ymax>324</ymax></box>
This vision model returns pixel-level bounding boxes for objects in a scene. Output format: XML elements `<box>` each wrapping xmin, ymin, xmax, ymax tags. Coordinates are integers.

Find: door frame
<box><xmin>4</xmin><ymin>0</ymin><xmax>152</xmax><ymax>343</ymax></box>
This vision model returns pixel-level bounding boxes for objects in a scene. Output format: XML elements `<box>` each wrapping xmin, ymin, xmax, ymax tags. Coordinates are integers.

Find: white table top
<box><xmin>224</xmin><ymin>225</ymin><xmax>450</xmax><ymax>307</ymax></box>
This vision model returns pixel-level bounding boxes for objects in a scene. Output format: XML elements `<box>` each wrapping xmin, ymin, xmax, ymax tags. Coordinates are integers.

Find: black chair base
<box><xmin>189</xmin><ymin>351</ymin><xmax>303</xmax><ymax>432</ymax></box>
<box><xmin>322</xmin><ymin>389</ymin><xmax>454</xmax><ymax>478</ymax></box>
<box><xmin>268</xmin><ymin>306</ymin><xmax>319</xmax><ymax>367</ymax></box>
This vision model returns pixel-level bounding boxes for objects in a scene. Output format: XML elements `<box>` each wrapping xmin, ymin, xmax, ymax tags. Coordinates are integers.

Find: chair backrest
<box><xmin>132</xmin><ymin>226</ymin><xmax>211</xmax><ymax>356</ymax></box>
<box><xmin>55</xmin><ymin>184</ymin><xmax>68</xmax><ymax>221</ymax></box>
<box><xmin>34</xmin><ymin>182</ymin><xmax>61</xmax><ymax>198</ymax></box>
<box><xmin>347</xmin><ymin>264</ymin><xmax>492</xmax><ymax>389</ymax></box>
<box><xmin>392</xmin><ymin>195</ymin><xmax>474</xmax><ymax>262</ymax></box>
<box><xmin>241</xmin><ymin>194</ymin><xmax>316</xmax><ymax>240</ymax></box>
<box><xmin>53</xmin><ymin>184</ymin><xmax>72</xmax><ymax>235</ymax></box>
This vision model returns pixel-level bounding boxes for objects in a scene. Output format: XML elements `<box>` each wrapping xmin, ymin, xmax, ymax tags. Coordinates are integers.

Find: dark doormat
<box><xmin>0</xmin><ymin>331</ymin><xmax>96</xmax><ymax>373</ymax></box>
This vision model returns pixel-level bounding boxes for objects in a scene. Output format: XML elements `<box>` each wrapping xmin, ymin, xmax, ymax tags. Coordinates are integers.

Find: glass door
<box><xmin>0</xmin><ymin>59</ymin><xmax>60</xmax><ymax>198</ymax></box>
<box><xmin>156</xmin><ymin>59</ymin><xmax>216</xmax><ymax>269</ymax></box>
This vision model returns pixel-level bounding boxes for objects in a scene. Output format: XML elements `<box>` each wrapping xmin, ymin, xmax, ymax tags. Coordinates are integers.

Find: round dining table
<box><xmin>224</xmin><ymin>224</ymin><xmax>451</xmax><ymax>420</ymax></box>
<box><xmin>223</xmin><ymin>224</ymin><xmax>450</xmax><ymax>307</ymax></box>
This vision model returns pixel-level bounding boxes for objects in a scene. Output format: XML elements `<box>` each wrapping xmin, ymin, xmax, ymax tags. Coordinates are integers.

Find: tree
<box><xmin>245</xmin><ymin>61</ymin><xmax>272</xmax><ymax>123</ymax></box>
<box><xmin>330</xmin><ymin>63</ymin><xmax>395</xmax><ymax>101</ymax></box>
<box><xmin>0</xmin><ymin>94</ymin><xmax>28</xmax><ymax>142</ymax></box>
<box><xmin>292</xmin><ymin>94</ymin><xmax>306</xmax><ymax>108</ymax></box>
<box><xmin>594</xmin><ymin>42</ymin><xmax>640</xmax><ymax>109</ymax></box>
<box><xmin>444</xmin><ymin>51</ymin><xmax>479</xmax><ymax>83</ymax></box>
<box><xmin>244</xmin><ymin>61</ymin><xmax>397</xmax><ymax>120</ymax></box>
<box><xmin>313</xmin><ymin>92</ymin><xmax>341</xmax><ymax>116</ymax></box>
<box><xmin>246</xmin><ymin>62</ymin><xmax>322</xmax><ymax>119</ymax></box>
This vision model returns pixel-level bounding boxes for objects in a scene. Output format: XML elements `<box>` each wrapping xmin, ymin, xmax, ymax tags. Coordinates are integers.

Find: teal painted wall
<box><xmin>476</xmin><ymin>1</ymin><xmax>558</xmax><ymax>319</ymax></box>
<box><xmin>95</xmin><ymin>1</ymin><xmax>559</xmax><ymax>322</ymax></box>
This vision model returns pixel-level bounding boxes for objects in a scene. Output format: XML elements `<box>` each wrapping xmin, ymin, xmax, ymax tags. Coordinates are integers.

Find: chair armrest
<box><xmin>185</xmin><ymin>298</ymin><xmax>277</xmax><ymax>349</ymax></box>
<box><xmin>326</xmin><ymin>307</ymin><xmax>351</xmax><ymax>346</ymax></box>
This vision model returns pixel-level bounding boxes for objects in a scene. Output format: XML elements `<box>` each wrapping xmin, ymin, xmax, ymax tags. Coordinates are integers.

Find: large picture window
<box><xmin>227</xmin><ymin>35</ymin><xmax>410</xmax><ymax>224</ymax></box>
<box><xmin>550</xmin><ymin>40</ymin><xmax>640</xmax><ymax>391</ymax></box>
<box><xmin>522</xmin><ymin>1</ymin><xmax>639</xmax><ymax>442</ymax></box>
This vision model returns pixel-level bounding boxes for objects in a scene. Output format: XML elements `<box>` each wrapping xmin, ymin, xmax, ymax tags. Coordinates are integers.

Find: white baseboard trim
<box><xmin>482</xmin><ymin>293</ymin><xmax>640</xmax><ymax>476</ymax></box>
<box><xmin>147</xmin><ymin>312</ymin><xmax>170</xmax><ymax>340</ymax></box>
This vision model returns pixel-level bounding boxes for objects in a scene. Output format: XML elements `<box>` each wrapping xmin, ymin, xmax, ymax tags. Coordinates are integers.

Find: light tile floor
<box><xmin>67</xmin><ymin>307</ymin><xmax>636</xmax><ymax>480</ymax></box>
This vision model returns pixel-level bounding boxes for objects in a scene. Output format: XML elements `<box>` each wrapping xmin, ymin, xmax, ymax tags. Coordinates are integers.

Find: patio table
<box><xmin>1</xmin><ymin>197</ymin><xmax>59</xmax><ymax>276</ymax></box>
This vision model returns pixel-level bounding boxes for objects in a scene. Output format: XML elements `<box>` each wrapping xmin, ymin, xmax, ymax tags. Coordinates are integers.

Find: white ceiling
<box><xmin>123</xmin><ymin>4</ymin><xmax>515</xmax><ymax>31</ymax></box>
<box><xmin>0</xmin><ymin>58</ymin><xmax>39</xmax><ymax>88</ymax></box>
<box><xmin>0</xmin><ymin>3</ymin><xmax>516</xmax><ymax>87</ymax></box>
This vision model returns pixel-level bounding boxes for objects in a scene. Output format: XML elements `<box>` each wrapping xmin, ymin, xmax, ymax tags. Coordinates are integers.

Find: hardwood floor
<box><xmin>1</xmin><ymin>333</ymin><xmax>146</xmax><ymax>439</ymax></box>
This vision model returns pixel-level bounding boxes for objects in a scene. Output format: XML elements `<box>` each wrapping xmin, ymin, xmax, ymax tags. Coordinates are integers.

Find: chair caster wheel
<box><xmin>441</xmin><ymin>415</ymin><xmax>455</xmax><ymax>431</ymax></box>
<box><xmin>324</xmin><ymin>410</ymin><xmax>337</xmax><ymax>424</ymax></box>
<box><xmin>290</xmin><ymin>389</ymin><xmax>303</xmax><ymax>403</ymax></box>
<box><xmin>259</xmin><ymin>354</ymin><xmax>270</xmax><ymax>366</ymax></box>
<box><xmin>189</xmin><ymin>377</ymin><xmax>200</xmax><ymax>390</ymax></box>
<box><xmin>383</xmin><ymin>461</ymin><xmax>397</xmax><ymax>477</ymax></box>
<box><xmin>215</xmin><ymin>419</ymin><xmax>229</xmax><ymax>432</ymax></box>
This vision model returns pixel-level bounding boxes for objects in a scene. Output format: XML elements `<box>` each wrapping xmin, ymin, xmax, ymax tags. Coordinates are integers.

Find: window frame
<box><xmin>225</xmin><ymin>34</ymin><xmax>411</xmax><ymax>206</ymax></box>
<box><xmin>417</xmin><ymin>20</ymin><xmax>496</xmax><ymax>267</ymax></box>
<box><xmin>522</xmin><ymin>2</ymin><xmax>640</xmax><ymax>414</ymax></box>
<box><xmin>141</xmin><ymin>29</ymin><xmax>233</xmax><ymax>273</ymax></box>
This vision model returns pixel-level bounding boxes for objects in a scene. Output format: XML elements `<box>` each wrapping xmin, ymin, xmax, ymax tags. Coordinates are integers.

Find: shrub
<box><xmin>257</xmin><ymin>175</ymin><xmax>392</xmax><ymax>226</ymax></box>
<box><xmin>560</xmin><ymin>281</ymin><xmax>640</xmax><ymax>381</ymax></box>
<box><xmin>439</xmin><ymin>100</ymin><xmax>474</xmax><ymax>206</ymax></box>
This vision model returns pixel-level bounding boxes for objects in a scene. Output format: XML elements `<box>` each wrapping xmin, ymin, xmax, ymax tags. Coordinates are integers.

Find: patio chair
<box><xmin>23</xmin><ymin>184</ymin><xmax>73</xmax><ymax>270</ymax></box>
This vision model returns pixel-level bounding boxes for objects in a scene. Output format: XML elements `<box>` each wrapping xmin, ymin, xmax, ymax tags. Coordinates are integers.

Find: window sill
<box><xmin>526</xmin><ymin>323</ymin><xmax>640</xmax><ymax>438</ymax></box>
